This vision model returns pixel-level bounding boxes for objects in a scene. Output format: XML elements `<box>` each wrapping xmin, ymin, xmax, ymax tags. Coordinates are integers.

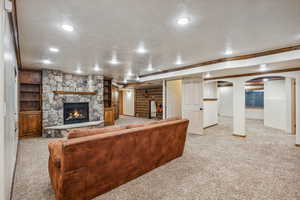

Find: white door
<box><xmin>182</xmin><ymin>77</ymin><xmax>204</xmax><ymax>135</ymax></box>
<box><xmin>166</xmin><ymin>80</ymin><xmax>182</xmax><ymax>118</ymax></box>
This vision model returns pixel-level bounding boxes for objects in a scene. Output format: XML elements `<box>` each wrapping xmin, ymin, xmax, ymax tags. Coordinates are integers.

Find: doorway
<box><xmin>165</xmin><ymin>77</ymin><xmax>204</xmax><ymax>135</ymax></box>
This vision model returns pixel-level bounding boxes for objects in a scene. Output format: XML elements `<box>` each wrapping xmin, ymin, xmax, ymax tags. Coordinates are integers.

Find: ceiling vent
<box><xmin>5</xmin><ymin>0</ymin><xmax>12</xmax><ymax>13</ymax></box>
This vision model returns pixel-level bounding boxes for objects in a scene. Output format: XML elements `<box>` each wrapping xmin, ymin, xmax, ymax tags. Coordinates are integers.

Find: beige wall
<box><xmin>166</xmin><ymin>80</ymin><xmax>182</xmax><ymax>118</ymax></box>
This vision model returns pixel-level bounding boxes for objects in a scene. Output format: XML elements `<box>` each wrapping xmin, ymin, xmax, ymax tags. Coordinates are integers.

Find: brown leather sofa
<box><xmin>48</xmin><ymin>117</ymin><xmax>189</xmax><ymax>200</ymax></box>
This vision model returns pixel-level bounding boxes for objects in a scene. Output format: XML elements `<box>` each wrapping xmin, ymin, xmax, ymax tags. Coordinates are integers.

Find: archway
<box><xmin>244</xmin><ymin>75</ymin><xmax>296</xmax><ymax>136</ymax></box>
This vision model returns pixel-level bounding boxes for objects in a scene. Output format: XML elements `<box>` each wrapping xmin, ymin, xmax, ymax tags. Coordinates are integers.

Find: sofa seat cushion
<box><xmin>68</xmin><ymin>126</ymin><xmax>127</xmax><ymax>139</ymax></box>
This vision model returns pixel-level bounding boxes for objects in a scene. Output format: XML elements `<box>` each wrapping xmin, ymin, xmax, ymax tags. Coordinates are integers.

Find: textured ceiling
<box><xmin>17</xmin><ymin>0</ymin><xmax>300</xmax><ymax>81</ymax></box>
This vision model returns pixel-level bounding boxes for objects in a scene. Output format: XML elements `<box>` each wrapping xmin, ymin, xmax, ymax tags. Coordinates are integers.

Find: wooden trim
<box><xmin>295</xmin><ymin>144</ymin><xmax>300</xmax><ymax>147</ymax></box>
<box><xmin>246</xmin><ymin>107</ymin><xmax>264</xmax><ymax>109</ymax></box>
<box><xmin>8</xmin><ymin>0</ymin><xmax>22</xmax><ymax>68</ymax></box>
<box><xmin>232</xmin><ymin>134</ymin><xmax>247</xmax><ymax>138</ymax></box>
<box><xmin>204</xmin><ymin>123</ymin><xmax>218</xmax><ymax>129</ymax></box>
<box><xmin>140</xmin><ymin>45</ymin><xmax>300</xmax><ymax>78</ymax></box>
<box><xmin>246</xmin><ymin>87</ymin><xmax>264</xmax><ymax>91</ymax></box>
<box><xmin>246</xmin><ymin>82</ymin><xmax>264</xmax><ymax>86</ymax></box>
<box><xmin>203</xmin><ymin>98</ymin><xmax>218</xmax><ymax>101</ymax></box>
<box><xmin>205</xmin><ymin>67</ymin><xmax>300</xmax><ymax>81</ymax></box>
<box><xmin>53</xmin><ymin>91</ymin><xmax>97</xmax><ymax>95</ymax></box>
<box><xmin>121</xmin><ymin>114</ymin><xmax>135</xmax><ymax>117</ymax></box>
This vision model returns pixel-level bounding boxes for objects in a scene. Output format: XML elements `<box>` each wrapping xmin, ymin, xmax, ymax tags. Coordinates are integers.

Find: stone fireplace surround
<box><xmin>42</xmin><ymin>69</ymin><xmax>104</xmax><ymax>137</ymax></box>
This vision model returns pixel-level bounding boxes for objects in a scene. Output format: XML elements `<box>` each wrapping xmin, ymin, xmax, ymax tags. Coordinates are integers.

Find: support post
<box><xmin>232</xmin><ymin>80</ymin><xmax>246</xmax><ymax>137</ymax></box>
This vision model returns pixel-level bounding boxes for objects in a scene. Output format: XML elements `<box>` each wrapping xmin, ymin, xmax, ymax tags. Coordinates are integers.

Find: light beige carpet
<box><xmin>12</xmin><ymin>116</ymin><xmax>300</xmax><ymax>200</ymax></box>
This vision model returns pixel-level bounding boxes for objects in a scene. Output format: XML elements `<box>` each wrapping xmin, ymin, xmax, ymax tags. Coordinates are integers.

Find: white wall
<box><xmin>246</xmin><ymin>108</ymin><xmax>264</xmax><ymax>120</ymax></box>
<box><xmin>0</xmin><ymin>2</ymin><xmax>5</xmax><ymax>198</ymax></box>
<box><xmin>285</xmin><ymin>78</ymin><xmax>292</xmax><ymax>133</ymax></box>
<box><xmin>203</xmin><ymin>82</ymin><xmax>218</xmax><ymax>128</ymax></box>
<box><xmin>218</xmin><ymin>86</ymin><xmax>264</xmax><ymax>120</ymax></box>
<box><xmin>1</xmin><ymin>7</ymin><xmax>19</xmax><ymax>200</ymax></box>
<box><xmin>264</xmin><ymin>80</ymin><xmax>287</xmax><ymax>131</ymax></box>
<box><xmin>204</xmin><ymin>101</ymin><xmax>218</xmax><ymax>127</ymax></box>
<box><xmin>218</xmin><ymin>86</ymin><xmax>233</xmax><ymax>117</ymax></box>
<box><xmin>166</xmin><ymin>80</ymin><xmax>182</xmax><ymax>118</ymax></box>
<box><xmin>204</xmin><ymin>82</ymin><xmax>218</xmax><ymax>98</ymax></box>
<box><xmin>123</xmin><ymin>89</ymin><xmax>135</xmax><ymax>116</ymax></box>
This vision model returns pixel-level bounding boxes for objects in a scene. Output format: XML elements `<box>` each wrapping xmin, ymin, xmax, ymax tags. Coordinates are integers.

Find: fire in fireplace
<box><xmin>63</xmin><ymin>102</ymin><xmax>89</xmax><ymax>124</ymax></box>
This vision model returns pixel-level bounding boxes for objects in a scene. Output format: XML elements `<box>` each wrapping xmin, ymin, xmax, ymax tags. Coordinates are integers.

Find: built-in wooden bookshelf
<box><xmin>103</xmin><ymin>77</ymin><xmax>116</xmax><ymax>126</ymax></box>
<box><xmin>103</xmin><ymin>78</ymin><xmax>112</xmax><ymax>108</ymax></box>
<box><xmin>19</xmin><ymin>69</ymin><xmax>42</xmax><ymax>137</ymax></box>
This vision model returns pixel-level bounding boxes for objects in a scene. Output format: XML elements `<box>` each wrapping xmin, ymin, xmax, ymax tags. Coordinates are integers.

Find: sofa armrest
<box><xmin>48</xmin><ymin>140</ymin><xmax>64</xmax><ymax>168</ymax></box>
<box><xmin>48</xmin><ymin>140</ymin><xmax>66</xmax><ymax>199</ymax></box>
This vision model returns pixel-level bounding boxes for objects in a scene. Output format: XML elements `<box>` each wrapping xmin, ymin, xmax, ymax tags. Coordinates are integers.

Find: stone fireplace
<box><xmin>42</xmin><ymin>69</ymin><xmax>104</xmax><ymax>137</ymax></box>
<box><xmin>63</xmin><ymin>102</ymin><xmax>89</xmax><ymax>124</ymax></box>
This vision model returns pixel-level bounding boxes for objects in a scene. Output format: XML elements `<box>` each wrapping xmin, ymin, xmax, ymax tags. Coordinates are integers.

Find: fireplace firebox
<box><xmin>63</xmin><ymin>103</ymin><xmax>89</xmax><ymax>124</ymax></box>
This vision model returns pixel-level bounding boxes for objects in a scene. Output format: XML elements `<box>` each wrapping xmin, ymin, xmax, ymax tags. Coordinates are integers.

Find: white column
<box><xmin>233</xmin><ymin>80</ymin><xmax>246</xmax><ymax>137</ymax></box>
<box><xmin>285</xmin><ymin>78</ymin><xmax>292</xmax><ymax>134</ymax></box>
<box><xmin>296</xmin><ymin>77</ymin><xmax>300</xmax><ymax>145</ymax></box>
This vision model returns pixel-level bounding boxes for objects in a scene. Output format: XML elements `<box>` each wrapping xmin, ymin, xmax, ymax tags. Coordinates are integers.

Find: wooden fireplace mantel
<box><xmin>53</xmin><ymin>91</ymin><xmax>97</xmax><ymax>95</ymax></box>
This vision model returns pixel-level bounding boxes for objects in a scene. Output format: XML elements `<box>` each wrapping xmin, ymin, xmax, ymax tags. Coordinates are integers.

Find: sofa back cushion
<box><xmin>67</xmin><ymin>117</ymin><xmax>182</xmax><ymax>139</ymax></box>
<box><xmin>125</xmin><ymin>121</ymin><xmax>160</xmax><ymax>129</ymax></box>
<box><xmin>67</xmin><ymin>126</ymin><xmax>127</xmax><ymax>139</ymax></box>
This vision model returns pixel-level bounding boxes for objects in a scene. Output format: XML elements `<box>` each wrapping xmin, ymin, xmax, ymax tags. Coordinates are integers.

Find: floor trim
<box><xmin>10</xmin><ymin>138</ymin><xmax>20</xmax><ymax>200</ymax></box>
<box><xmin>232</xmin><ymin>134</ymin><xmax>247</xmax><ymax>138</ymax></box>
<box><xmin>204</xmin><ymin>123</ymin><xmax>218</xmax><ymax>129</ymax></box>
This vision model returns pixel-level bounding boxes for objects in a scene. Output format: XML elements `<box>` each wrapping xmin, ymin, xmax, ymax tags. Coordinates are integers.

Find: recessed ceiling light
<box><xmin>49</xmin><ymin>47</ymin><xmax>59</xmax><ymax>52</ymax></box>
<box><xmin>177</xmin><ymin>17</ymin><xmax>191</xmax><ymax>26</ymax></box>
<box><xmin>42</xmin><ymin>59</ymin><xmax>51</xmax><ymax>64</ymax></box>
<box><xmin>109</xmin><ymin>54</ymin><xmax>120</xmax><ymax>65</ymax></box>
<box><xmin>205</xmin><ymin>73</ymin><xmax>211</xmax><ymax>78</ymax></box>
<box><xmin>260</xmin><ymin>64</ymin><xmax>267</xmax><ymax>71</ymax></box>
<box><xmin>94</xmin><ymin>64</ymin><xmax>101</xmax><ymax>71</ymax></box>
<box><xmin>263</xmin><ymin>78</ymin><xmax>268</xmax><ymax>82</ymax></box>
<box><xmin>76</xmin><ymin>68</ymin><xmax>82</xmax><ymax>74</ymax></box>
<box><xmin>147</xmin><ymin>63</ymin><xmax>153</xmax><ymax>71</ymax></box>
<box><xmin>136</xmin><ymin>45</ymin><xmax>147</xmax><ymax>54</ymax></box>
<box><xmin>175</xmin><ymin>56</ymin><xmax>183</xmax><ymax>65</ymax></box>
<box><xmin>225</xmin><ymin>49</ymin><xmax>233</xmax><ymax>55</ymax></box>
<box><xmin>127</xmin><ymin>71</ymin><xmax>133</xmax><ymax>76</ymax></box>
<box><xmin>109</xmin><ymin>58</ymin><xmax>120</xmax><ymax>65</ymax></box>
<box><xmin>61</xmin><ymin>24</ymin><xmax>74</xmax><ymax>32</ymax></box>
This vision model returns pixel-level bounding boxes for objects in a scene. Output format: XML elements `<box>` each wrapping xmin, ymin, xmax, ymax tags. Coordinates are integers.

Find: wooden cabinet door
<box><xmin>19</xmin><ymin>112</ymin><xmax>41</xmax><ymax>137</ymax></box>
<box><xmin>104</xmin><ymin>108</ymin><xmax>115</xmax><ymax>126</ymax></box>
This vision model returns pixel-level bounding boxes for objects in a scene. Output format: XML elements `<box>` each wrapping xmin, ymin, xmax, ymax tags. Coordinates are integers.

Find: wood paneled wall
<box><xmin>135</xmin><ymin>87</ymin><xmax>163</xmax><ymax>119</ymax></box>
